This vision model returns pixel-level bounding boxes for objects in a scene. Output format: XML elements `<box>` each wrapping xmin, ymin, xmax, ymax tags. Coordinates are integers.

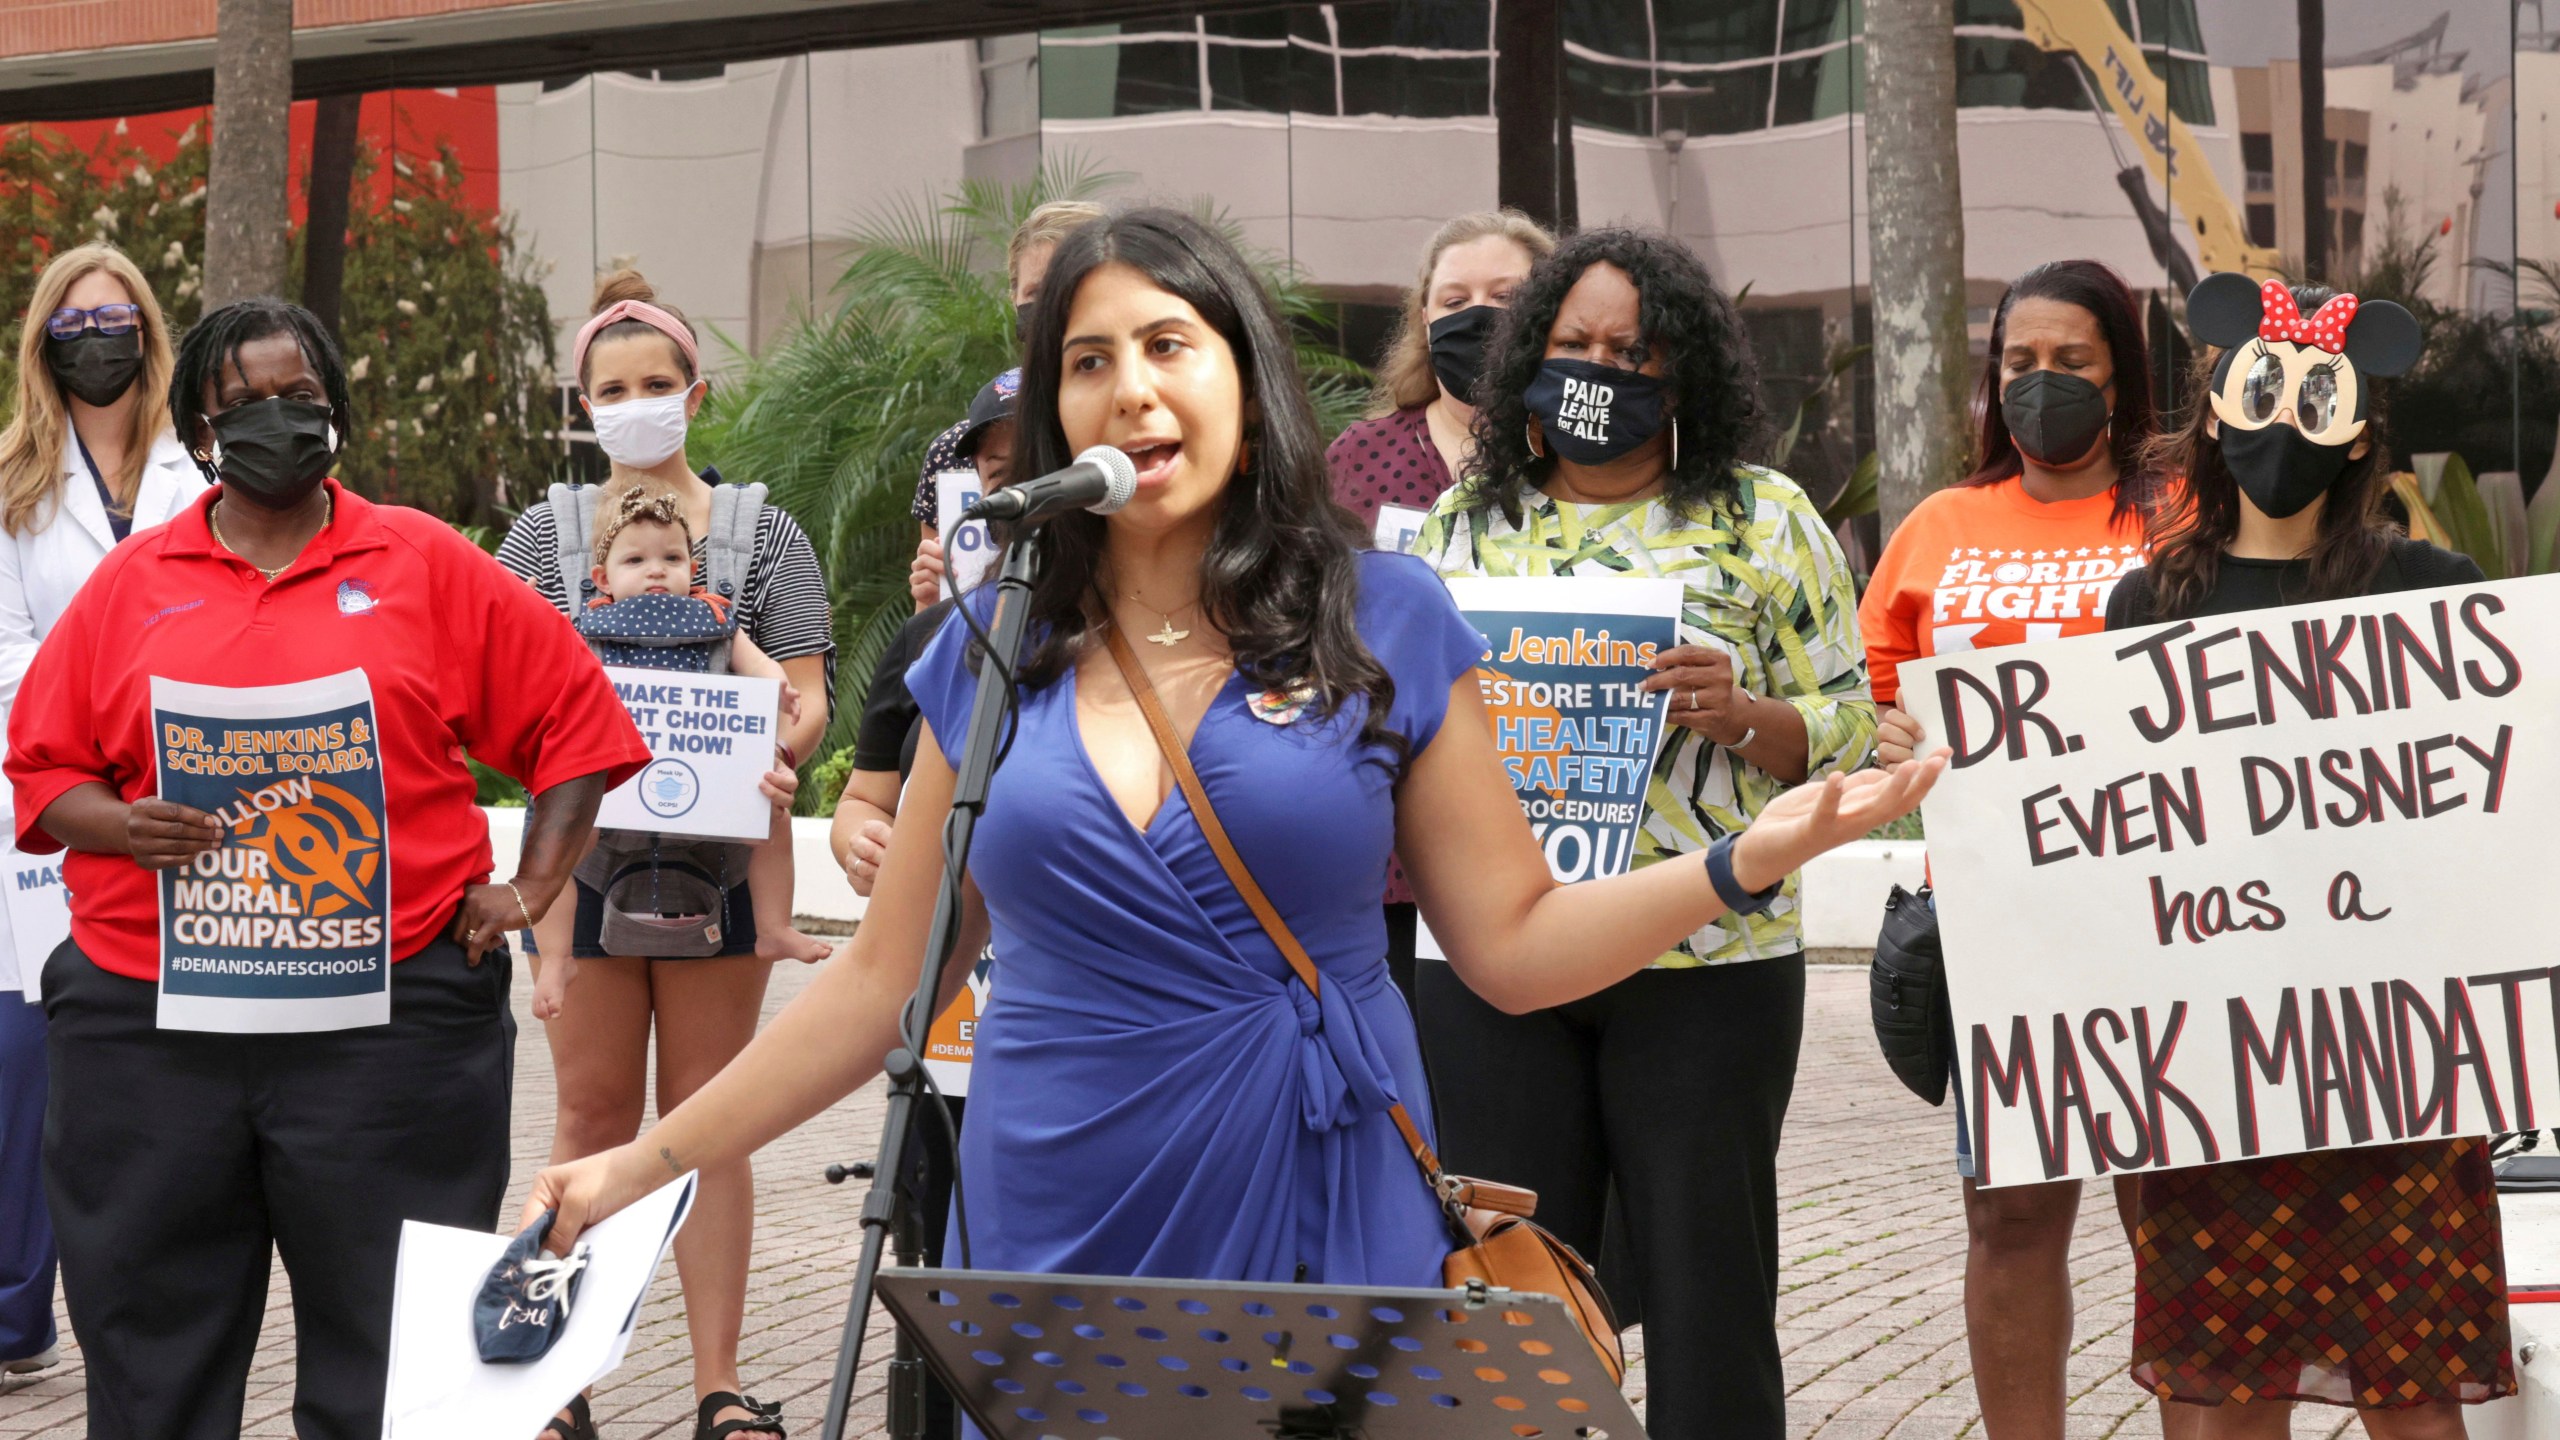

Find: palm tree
<box><xmin>204</xmin><ymin>0</ymin><xmax>293</xmax><ymax>307</ymax></box>
<box><xmin>1864</xmin><ymin>0</ymin><xmax>1971</xmax><ymax>537</ymax></box>
<box><xmin>691</xmin><ymin>154</ymin><xmax>1368</xmax><ymax>807</ymax></box>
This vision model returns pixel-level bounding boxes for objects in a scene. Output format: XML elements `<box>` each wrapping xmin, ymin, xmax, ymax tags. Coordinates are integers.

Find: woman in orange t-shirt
<box><xmin>1858</xmin><ymin>259</ymin><xmax>2180</xmax><ymax>1439</ymax></box>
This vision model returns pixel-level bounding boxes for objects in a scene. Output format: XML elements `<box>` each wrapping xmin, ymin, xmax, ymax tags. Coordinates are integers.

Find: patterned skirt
<box><xmin>2131</xmin><ymin>1138</ymin><xmax>2514</xmax><ymax>1408</ymax></box>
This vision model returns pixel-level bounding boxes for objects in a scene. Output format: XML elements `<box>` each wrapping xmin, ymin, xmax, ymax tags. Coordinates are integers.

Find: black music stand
<box><xmin>878</xmin><ymin>1269</ymin><xmax>1647</xmax><ymax>1440</ymax></box>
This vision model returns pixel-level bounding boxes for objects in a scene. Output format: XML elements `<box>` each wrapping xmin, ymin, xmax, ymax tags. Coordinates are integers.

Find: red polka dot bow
<box><xmin>2257</xmin><ymin>279</ymin><xmax>2358</xmax><ymax>354</ymax></box>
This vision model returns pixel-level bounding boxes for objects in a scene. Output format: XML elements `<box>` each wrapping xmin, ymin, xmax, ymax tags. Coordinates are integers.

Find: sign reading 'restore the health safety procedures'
<box><xmin>596</xmin><ymin>669</ymin><xmax>782</xmax><ymax>843</ymax></box>
<box><xmin>1904</xmin><ymin>575</ymin><xmax>2560</xmax><ymax>1187</ymax></box>
<box><xmin>1419</xmin><ymin>575</ymin><xmax>1681</xmax><ymax>961</ymax></box>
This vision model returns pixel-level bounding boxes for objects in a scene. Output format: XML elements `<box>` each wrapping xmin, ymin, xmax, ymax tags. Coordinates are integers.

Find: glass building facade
<box><xmin>470</xmin><ymin>0</ymin><xmax>2544</xmax><ymax>522</ymax></box>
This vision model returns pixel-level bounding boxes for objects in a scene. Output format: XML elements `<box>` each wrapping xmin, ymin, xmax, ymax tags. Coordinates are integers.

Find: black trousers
<box><xmin>1417</xmin><ymin>956</ymin><xmax>1807</xmax><ymax>1440</ymax></box>
<box><xmin>1382</xmin><ymin>901</ymin><xmax>1422</xmax><ymax>1015</ymax></box>
<box><xmin>43</xmin><ymin>937</ymin><xmax>515</xmax><ymax>1440</ymax></box>
<box><xmin>897</xmin><ymin>1091</ymin><xmax>967</xmax><ymax>1440</ymax></box>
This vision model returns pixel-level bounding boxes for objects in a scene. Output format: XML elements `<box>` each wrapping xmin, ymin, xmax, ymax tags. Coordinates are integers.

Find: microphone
<box><xmin>961</xmin><ymin>445</ymin><xmax>1138</xmax><ymax>525</ymax></box>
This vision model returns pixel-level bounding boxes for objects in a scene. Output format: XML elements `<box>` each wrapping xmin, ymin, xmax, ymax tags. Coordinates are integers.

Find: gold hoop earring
<box><xmin>1526</xmin><ymin>419</ymin><xmax>1545</xmax><ymax>460</ymax></box>
<box><xmin>1671</xmin><ymin>417</ymin><xmax>1680</xmax><ymax>472</ymax></box>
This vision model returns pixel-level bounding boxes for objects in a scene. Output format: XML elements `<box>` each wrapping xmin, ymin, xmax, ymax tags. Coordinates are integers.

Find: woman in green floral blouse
<box><xmin>1412</xmin><ymin>228</ymin><xmax>1873</xmax><ymax>1440</ymax></box>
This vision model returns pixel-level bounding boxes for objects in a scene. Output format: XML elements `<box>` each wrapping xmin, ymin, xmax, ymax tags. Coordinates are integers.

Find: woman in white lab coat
<box><xmin>0</xmin><ymin>241</ymin><xmax>198</xmax><ymax>1374</ymax></box>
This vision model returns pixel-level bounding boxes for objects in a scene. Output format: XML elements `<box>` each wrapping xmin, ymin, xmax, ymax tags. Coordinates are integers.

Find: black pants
<box><xmin>1417</xmin><ymin>956</ymin><xmax>1807</xmax><ymax>1440</ymax></box>
<box><xmin>1382</xmin><ymin>902</ymin><xmax>1421</xmax><ymax>1014</ymax></box>
<box><xmin>897</xmin><ymin>1091</ymin><xmax>967</xmax><ymax>1440</ymax></box>
<box><xmin>0</xmin><ymin>989</ymin><xmax>54</xmax><ymax>1362</ymax></box>
<box><xmin>43</xmin><ymin>937</ymin><xmax>515</xmax><ymax>1440</ymax></box>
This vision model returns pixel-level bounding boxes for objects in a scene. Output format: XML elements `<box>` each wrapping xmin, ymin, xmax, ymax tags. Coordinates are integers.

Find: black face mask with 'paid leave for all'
<box><xmin>1525</xmin><ymin>358</ymin><xmax>1668</xmax><ymax>467</ymax></box>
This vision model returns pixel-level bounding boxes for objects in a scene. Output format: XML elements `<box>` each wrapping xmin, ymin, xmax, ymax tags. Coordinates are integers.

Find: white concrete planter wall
<box><xmin>481</xmin><ymin>809</ymin><xmax>1919</xmax><ymax>946</ymax></box>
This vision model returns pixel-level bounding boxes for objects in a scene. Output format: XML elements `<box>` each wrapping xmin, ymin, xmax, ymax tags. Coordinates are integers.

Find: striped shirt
<box><xmin>1416</xmin><ymin>465</ymin><xmax>1875</xmax><ymax>967</ymax></box>
<box><xmin>495</xmin><ymin>483</ymin><xmax>836</xmax><ymax>695</ymax></box>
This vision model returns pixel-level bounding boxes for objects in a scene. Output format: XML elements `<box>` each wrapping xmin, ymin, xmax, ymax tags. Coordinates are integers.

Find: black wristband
<box><xmin>1704</xmin><ymin>834</ymin><xmax>1782</xmax><ymax>915</ymax></box>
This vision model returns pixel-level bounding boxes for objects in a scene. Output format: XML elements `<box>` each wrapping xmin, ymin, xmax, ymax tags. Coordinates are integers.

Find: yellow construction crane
<box><xmin>2013</xmin><ymin>0</ymin><xmax>2287</xmax><ymax>284</ymax></box>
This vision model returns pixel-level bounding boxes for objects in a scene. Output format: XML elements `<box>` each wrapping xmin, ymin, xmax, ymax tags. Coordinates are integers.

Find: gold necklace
<box><xmin>1122</xmin><ymin>594</ymin><xmax>1197</xmax><ymax>647</ymax></box>
<box><xmin>211</xmin><ymin>493</ymin><xmax>331</xmax><ymax>583</ymax></box>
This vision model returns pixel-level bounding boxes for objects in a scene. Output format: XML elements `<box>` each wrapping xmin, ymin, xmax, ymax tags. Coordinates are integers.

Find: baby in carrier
<box><xmin>538</xmin><ymin>487</ymin><xmax>830</xmax><ymax>1014</ymax></box>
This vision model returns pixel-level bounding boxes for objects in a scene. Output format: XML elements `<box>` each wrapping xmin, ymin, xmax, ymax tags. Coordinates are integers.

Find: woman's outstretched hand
<box><xmin>1732</xmin><ymin>749</ymin><xmax>1950</xmax><ymax>890</ymax></box>
<box><xmin>520</xmin><ymin>1142</ymin><xmax>661</xmax><ymax>1254</ymax></box>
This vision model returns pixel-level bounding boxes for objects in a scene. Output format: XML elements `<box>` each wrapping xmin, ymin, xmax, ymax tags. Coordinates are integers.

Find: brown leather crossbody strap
<box><xmin>1101</xmin><ymin>625</ymin><xmax>1473</xmax><ymax>1209</ymax></box>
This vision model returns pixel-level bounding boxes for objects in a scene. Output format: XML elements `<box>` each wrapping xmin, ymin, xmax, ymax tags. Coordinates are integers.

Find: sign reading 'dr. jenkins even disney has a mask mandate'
<box><xmin>1904</xmin><ymin>575</ymin><xmax>2560</xmax><ymax>1187</ymax></box>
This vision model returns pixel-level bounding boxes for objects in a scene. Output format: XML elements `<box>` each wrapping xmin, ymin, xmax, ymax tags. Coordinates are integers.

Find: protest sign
<box><xmin>2</xmin><ymin>844</ymin><xmax>67</xmax><ymax>1002</ymax></box>
<box><xmin>1419</xmin><ymin>576</ymin><xmax>1682</xmax><ymax>959</ymax></box>
<box><xmin>1375</xmin><ymin>504</ymin><xmax>1427</xmax><ymax>556</ymax></box>
<box><xmin>152</xmin><ymin>670</ymin><xmax>392</xmax><ymax>1033</ymax></box>
<box><xmin>935</xmin><ymin>470</ymin><xmax>1000</xmax><ymax>600</ymax></box>
<box><xmin>922</xmin><ymin>948</ymin><xmax>995</xmax><ymax>1096</ymax></box>
<box><xmin>596</xmin><ymin>669</ymin><xmax>782</xmax><ymax>842</ymax></box>
<box><xmin>1905</xmin><ymin>574</ymin><xmax>2560</xmax><ymax>1187</ymax></box>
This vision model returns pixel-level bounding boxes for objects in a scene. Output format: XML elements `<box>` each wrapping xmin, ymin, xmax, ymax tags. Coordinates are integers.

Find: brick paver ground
<box><xmin>0</xmin><ymin>964</ymin><xmax>2361</xmax><ymax>1438</ymax></box>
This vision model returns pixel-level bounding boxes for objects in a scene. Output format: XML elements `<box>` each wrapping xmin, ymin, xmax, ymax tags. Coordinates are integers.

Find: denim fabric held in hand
<box><xmin>474</xmin><ymin>1209</ymin><xmax>592</xmax><ymax>1364</ymax></box>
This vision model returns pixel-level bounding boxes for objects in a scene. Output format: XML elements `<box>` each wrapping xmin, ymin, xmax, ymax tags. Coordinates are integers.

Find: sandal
<box><xmin>539</xmin><ymin>1393</ymin><xmax>601</xmax><ymax>1440</ymax></box>
<box><xmin>695</xmin><ymin>1391</ymin><xmax>786</xmax><ymax>1440</ymax></box>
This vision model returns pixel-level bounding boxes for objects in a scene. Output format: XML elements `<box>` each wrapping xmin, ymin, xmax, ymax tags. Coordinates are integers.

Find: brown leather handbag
<box><xmin>1104</xmin><ymin>628</ymin><xmax>1626</xmax><ymax>1382</ymax></box>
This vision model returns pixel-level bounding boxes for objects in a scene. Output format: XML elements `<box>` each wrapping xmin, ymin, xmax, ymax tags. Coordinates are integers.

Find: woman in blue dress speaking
<box><xmin>525</xmin><ymin>208</ymin><xmax>1940</xmax><ymax>1307</ymax></box>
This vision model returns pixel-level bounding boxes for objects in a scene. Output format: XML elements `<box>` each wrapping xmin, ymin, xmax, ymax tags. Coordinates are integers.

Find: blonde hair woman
<box><xmin>1322</xmin><ymin>209</ymin><xmax>1552</xmax><ymax>1010</ymax></box>
<box><xmin>908</xmin><ymin>198</ymin><xmax>1112</xmax><ymax>608</ymax></box>
<box><xmin>0</xmin><ymin>241</ymin><xmax>200</xmax><ymax>1376</ymax></box>
<box><xmin>1329</xmin><ymin>209</ymin><xmax>1556</xmax><ymax>527</ymax></box>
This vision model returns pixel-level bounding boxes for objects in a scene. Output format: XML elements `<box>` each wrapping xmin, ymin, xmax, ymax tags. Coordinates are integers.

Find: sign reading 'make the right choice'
<box><xmin>1904</xmin><ymin>575</ymin><xmax>2559</xmax><ymax>1188</ymax></box>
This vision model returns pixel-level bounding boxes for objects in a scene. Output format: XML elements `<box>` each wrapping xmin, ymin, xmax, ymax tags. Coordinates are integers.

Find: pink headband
<box><xmin>573</xmin><ymin>299</ymin><xmax>699</xmax><ymax>380</ymax></box>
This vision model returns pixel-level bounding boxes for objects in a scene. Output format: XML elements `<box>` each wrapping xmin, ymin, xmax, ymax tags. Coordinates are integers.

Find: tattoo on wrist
<box><xmin>659</xmin><ymin>1145</ymin><xmax>681</xmax><ymax>1177</ymax></box>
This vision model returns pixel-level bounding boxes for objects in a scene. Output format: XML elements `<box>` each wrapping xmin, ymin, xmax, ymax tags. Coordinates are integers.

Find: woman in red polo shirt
<box><xmin>4</xmin><ymin>298</ymin><xmax>649</xmax><ymax>1440</ymax></box>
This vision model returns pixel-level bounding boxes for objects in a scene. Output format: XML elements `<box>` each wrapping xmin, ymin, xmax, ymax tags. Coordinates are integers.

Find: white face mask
<box><xmin>588</xmin><ymin>388</ymin><xmax>694</xmax><ymax>469</ymax></box>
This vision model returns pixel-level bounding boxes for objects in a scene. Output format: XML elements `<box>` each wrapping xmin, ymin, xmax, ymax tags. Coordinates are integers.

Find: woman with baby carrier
<box><xmin>493</xmin><ymin>269</ymin><xmax>836</xmax><ymax>1440</ymax></box>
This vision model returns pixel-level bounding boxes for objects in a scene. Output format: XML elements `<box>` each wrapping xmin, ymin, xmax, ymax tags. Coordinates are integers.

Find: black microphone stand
<box><xmin>818</xmin><ymin>534</ymin><xmax>1040</xmax><ymax>1440</ymax></box>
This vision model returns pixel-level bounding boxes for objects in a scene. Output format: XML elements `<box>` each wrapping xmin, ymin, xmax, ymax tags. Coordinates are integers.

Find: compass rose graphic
<box><xmin>231</xmin><ymin>779</ymin><xmax>383</xmax><ymax>917</ymax></box>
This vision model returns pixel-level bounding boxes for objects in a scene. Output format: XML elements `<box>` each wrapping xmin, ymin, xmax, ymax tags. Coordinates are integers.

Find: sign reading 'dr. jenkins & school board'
<box><xmin>1904</xmin><ymin>575</ymin><xmax>2556</xmax><ymax>1187</ymax></box>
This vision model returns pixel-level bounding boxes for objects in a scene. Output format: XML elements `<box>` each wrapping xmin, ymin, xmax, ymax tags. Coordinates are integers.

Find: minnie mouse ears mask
<box><xmin>2187</xmin><ymin>272</ymin><xmax>2423</xmax><ymax>378</ymax></box>
<box><xmin>2191</xmin><ymin>273</ymin><xmax>2423</xmax><ymax>446</ymax></box>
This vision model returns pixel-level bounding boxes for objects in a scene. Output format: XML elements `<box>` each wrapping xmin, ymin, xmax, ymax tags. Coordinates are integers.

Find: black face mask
<box><xmin>1427</xmin><ymin>305</ymin><xmax>1500</xmax><ymax>402</ymax></box>
<box><xmin>45</xmin><ymin>330</ymin><xmax>142</xmax><ymax>408</ymax></box>
<box><xmin>2000</xmin><ymin>369</ymin><xmax>2111</xmax><ymax>468</ymax></box>
<box><xmin>206</xmin><ymin>397</ymin><xmax>339</xmax><ymax>508</ymax></box>
<box><xmin>2221</xmin><ymin>419</ymin><xmax>2359</xmax><ymax>520</ymax></box>
<box><xmin>1525</xmin><ymin>359</ymin><xmax>1668</xmax><ymax>467</ymax></box>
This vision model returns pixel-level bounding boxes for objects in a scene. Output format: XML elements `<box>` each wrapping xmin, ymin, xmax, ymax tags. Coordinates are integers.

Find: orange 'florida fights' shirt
<box><xmin>1858</xmin><ymin>477</ymin><xmax>2149</xmax><ymax>707</ymax></box>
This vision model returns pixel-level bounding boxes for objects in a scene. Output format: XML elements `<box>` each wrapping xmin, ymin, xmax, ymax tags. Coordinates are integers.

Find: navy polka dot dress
<box><xmin>1321</xmin><ymin>404</ymin><xmax>1455</xmax><ymax>908</ymax></box>
<box><xmin>574</xmin><ymin>592</ymin><xmax>735</xmax><ymax>671</ymax></box>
